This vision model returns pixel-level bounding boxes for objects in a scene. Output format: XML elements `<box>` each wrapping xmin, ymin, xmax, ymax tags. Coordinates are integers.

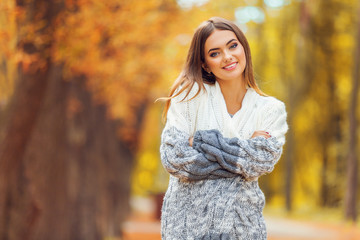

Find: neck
<box><xmin>217</xmin><ymin>78</ymin><xmax>247</xmax><ymax>115</ymax></box>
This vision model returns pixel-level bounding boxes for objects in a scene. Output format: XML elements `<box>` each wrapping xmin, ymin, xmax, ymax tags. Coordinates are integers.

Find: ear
<box><xmin>202</xmin><ymin>63</ymin><xmax>210</xmax><ymax>73</ymax></box>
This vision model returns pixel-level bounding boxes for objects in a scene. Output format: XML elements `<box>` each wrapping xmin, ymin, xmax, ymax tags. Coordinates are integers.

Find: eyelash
<box><xmin>209</xmin><ymin>43</ymin><xmax>238</xmax><ymax>58</ymax></box>
<box><xmin>230</xmin><ymin>43</ymin><xmax>238</xmax><ymax>49</ymax></box>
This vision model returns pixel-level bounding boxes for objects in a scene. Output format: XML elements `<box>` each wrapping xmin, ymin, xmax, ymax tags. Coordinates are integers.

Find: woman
<box><xmin>160</xmin><ymin>17</ymin><xmax>288</xmax><ymax>240</ymax></box>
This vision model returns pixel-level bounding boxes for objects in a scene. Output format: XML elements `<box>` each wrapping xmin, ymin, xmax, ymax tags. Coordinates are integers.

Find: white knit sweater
<box><xmin>160</xmin><ymin>81</ymin><xmax>288</xmax><ymax>240</ymax></box>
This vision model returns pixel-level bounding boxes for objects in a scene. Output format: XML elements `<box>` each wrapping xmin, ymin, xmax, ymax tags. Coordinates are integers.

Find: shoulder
<box><xmin>167</xmin><ymin>82</ymin><xmax>207</xmax><ymax>134</ymax></box>
<box><xmin>256</xmin><ymin>94</ymin><xmax>286</xmax><ymax>114</ymax></box>
<box><xmin>172</xmin><ymin>81</ymin><xmax>207</xmax><ymax>103</ymax></box>
<box><xmin>167</xmin><ymin>81</ymin><xmax>206</xmax><ymax>122</ymax></box>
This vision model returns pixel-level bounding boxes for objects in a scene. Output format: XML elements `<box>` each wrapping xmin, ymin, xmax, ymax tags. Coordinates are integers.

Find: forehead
<box><xmin>204</xmin><ymin>30</ymin><xmax>238</xmax><ymax>50</ymax></box>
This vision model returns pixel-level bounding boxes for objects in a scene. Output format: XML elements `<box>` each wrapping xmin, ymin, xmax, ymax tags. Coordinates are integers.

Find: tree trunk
<box><xmin>0</xmin><ymin>68</ymin><xmax>133</xmax><ymax>240</ymax></box>
<box><xmin>344</xmin><ymin>1</ymin><xmax>360</xmax><ymax>222</ymax></box>
<box><xmin>0</xmin><ymin>1</ymin><xmax>63</xmax><ymax>238</ymax></box>
<box><xmin>284</xmin><ymin>107</ymin><xmax>294</xmax><ymax>211</ymax></box>
<box><xmin>0</xmin><ymin>1</ymin><xmax>133</xmax><ymax>239</ymax></box>
<box><xmin>283</xmin><ymin>0</ymin><xmax>312</xmax><ymax>211</ymax></box>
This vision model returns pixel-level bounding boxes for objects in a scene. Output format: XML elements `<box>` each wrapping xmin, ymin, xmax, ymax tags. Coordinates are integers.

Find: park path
<box><xmin>122</xmin><ymin>212</ymin><xmax>360</xmax><ymax>240</ymax></box>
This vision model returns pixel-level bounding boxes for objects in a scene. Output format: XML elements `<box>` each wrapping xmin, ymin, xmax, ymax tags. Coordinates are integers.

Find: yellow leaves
<box><xmin>0</xmin><ymin>1</ymin><xmax>16</xmax><ymax>58</ymax></box>
<box><xmin>294</xmin><ymin>98</ymin><xmax>320</xmax><ymax>134</ymax></box>
<box><xmin>138</xmin><ymin>152</ymin><xmax>158</xmax><ymax>172</ymax></box>
<box><xmin>334</xmin><ymin>33</ymin><xmax>354</xmax><ymax>52</ymax></box>
<box><xmin>132</xmin><ymin>151</ymin><xmax>160</xmax><ymax>195</ymax></box>
<box><xmin>0</xmin><ymin>30</ymin><xmax>10</xmax><ymax>43</ymax></box>
<box><xmin>0</xmin><ymin>30</ymin><xmax>13</xmax><ymax>58</ymax></box>
<box><xmin>336</xmin><ymin>75</ymin><xmax>351</xmax><ymax>103</ymax></box>
<box><xmin>293</xmin><ymin>152</ymin><xmax>322</xmax><ymax>208</ymax></box>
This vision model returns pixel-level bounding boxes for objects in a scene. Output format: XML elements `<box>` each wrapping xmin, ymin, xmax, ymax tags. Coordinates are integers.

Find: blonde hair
<box><xmin>161</xmin><ymin>17</ymin><xmax>266</xmax><ymax>122</ymax></box>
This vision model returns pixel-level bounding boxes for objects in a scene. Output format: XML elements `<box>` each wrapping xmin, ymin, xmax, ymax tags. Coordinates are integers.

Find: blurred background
<box><xmin>0</xmin><ymin>0</ymin><xmax>359</xmax><ymax>239</ymax></box>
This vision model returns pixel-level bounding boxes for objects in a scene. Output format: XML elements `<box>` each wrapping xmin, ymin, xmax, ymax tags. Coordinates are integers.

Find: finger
<box><xmin>258</xmin><ymin>130</ymin><xmax>272</xmax><ymax>138</ymax></box>
<box><xmin>189</xmin><ymin>137</ymin><xmax>194</xmax><ymax>146</ymax></box>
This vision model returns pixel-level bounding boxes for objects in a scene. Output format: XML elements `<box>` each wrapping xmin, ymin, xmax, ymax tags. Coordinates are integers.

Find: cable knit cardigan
<box><xmin>160</xmin><ymin>81</ymin><xmax>288</xmax><ymax>240</ymax></box>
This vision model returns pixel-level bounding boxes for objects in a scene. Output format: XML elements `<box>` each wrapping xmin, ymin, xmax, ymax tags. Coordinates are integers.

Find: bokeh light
<box><xmin>177</xmin><ymin>0</ymin><xmax>209</xmax><ymax>9</ymax></box>
<box><xmin>264</xmin><ymin>0</ymin><xmax>291</xmax><ymax>8</ymax></box>
<box><xmin>235</xmin><ymin>6</ymin><xmax>265</xmax><ymax>24</ymax></box>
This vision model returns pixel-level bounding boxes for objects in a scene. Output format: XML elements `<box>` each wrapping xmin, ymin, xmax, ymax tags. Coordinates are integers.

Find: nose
<box><xmin>223</xmin><ymin>50</ymin><xmax>233</xmax><ymax>62</ymax></box>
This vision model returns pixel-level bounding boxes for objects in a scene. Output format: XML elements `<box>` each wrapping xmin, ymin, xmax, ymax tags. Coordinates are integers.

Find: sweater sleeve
<box><xmin>192</xmin><ymin>100</ymin><xmax>288</xmax><ymax>180</ymax></box>
<box><xmin>160</xmin><ymin>84</ymin><xmax>237</xmax><ymax>181</ymax></box>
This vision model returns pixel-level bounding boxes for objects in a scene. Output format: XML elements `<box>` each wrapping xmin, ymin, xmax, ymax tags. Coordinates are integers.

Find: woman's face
<box><xmin>202</xmin><ymin>30</ymin><xmax>246</xmax><ymax>83</ymax></box>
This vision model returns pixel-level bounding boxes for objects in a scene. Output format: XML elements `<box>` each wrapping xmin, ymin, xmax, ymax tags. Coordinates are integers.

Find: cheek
<box><xmin>242</xmin><ymin>54</ymin><xmax>247</xmax><ymax>66</ymax></box>
<box><xmin>238</xmin><ymin>50</ymin><xmax>247</xmax><ymax>66</ymax></box>
<box><xmin>239</xmin><ymin>48</ymin><xmax>246</xmax><ymax>59</ymax></box>
<box><xmin>205</xmin><ymin>58</ymin><xmax>220</xmax><ymax>70</ymax></box>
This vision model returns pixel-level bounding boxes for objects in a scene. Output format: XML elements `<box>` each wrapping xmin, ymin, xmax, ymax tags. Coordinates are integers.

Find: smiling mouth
<box><xmin>223</xmin><ymin>62</ymin><xmax>237</xmax><ymax>70</ymax></box>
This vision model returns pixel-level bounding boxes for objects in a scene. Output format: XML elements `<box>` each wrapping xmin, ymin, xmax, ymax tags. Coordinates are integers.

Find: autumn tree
<box><xmin>0</xmin><ymin>0</ymin><xmax>180</xmax><ymax>239</ymax></box>
<box><xmin>0</xmin><ymin>0</ymin><xmax>68</xmax><ymax>238</ymax></box>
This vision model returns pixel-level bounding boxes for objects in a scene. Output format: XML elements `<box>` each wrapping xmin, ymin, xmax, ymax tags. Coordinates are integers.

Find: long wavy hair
<box><xmin>161</xmin><ymin>17</ymin><xmax>266</xmax><ymax>121</ymax></box>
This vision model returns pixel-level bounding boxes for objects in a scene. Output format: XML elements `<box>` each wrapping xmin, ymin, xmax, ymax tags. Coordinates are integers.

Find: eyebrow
<box><xmin>207</xmin><ymin>39</ymin><xmax>237</xmax><ymax>54</ymax></box>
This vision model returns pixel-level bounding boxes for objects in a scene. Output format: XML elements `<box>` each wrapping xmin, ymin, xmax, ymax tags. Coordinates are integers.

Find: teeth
<box><xmin>224</xmin><ymin>63</ymin><xmax>236</xmax><ymax>69</ymax></box>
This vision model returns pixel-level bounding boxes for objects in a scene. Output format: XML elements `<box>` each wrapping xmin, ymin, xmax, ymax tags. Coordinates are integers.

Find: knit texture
<box><xmin>160</xmin><ymin>82</ymin><xmax>288</xmax><ymax>239</ymax></box>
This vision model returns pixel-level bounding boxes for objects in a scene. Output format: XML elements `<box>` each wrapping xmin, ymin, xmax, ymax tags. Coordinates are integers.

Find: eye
<box><xmin>230</xmin><ymin>43</ymin><xmax>238</xmax><ymax>49</ymax></box>
<box><xmin>210</xmin><ymin>52</ymin><xmax>219</xmax><ymax>57</ymax></box>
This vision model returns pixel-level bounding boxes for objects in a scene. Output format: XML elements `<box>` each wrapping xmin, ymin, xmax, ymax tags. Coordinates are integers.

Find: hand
<box><xmin>189</xmin><ymin>137</ymin><xmax>194</xmax><ymax>147</ymax></box>
<box><xmin>251</xmin><ymin>131</ymin><xmax>271</xmax><ymax>139</ymax></box>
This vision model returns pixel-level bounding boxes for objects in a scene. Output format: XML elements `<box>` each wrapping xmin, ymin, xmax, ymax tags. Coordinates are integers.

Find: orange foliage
<box><xmin>52</xmin><ymin>0</ymin><xmax>180</xmax><ymax>145</ymax></box>
<box><xmin>0</xmin><ymin>0</ymin><xmax>17</xmax><ymax>104</ymax></box>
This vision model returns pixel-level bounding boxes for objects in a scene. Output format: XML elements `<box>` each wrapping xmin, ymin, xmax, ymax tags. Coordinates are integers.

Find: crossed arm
<box><xmin>160</xmin><ymin>126</ymin><xmax>283</xmax><ymax>182</ymax></box>
<box><xmin>160</xmin><ymin>88</ymin><xmax>288</xmax><ymax>182</ymax></box>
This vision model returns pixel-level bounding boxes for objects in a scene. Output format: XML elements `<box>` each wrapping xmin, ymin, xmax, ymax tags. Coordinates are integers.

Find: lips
<box><xmin>223</xmin><ymin>62</ymin><xmax>237</xmax><ymax>70</ymax></box>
